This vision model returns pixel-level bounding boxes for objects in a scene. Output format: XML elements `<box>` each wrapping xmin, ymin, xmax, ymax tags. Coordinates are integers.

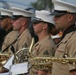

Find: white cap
<box><xmin>33</xmin><ymin>10</ymin><xmax>55</xmax><ymax>25</ymax></box>
<box><xmin>11</xmin><ymin>7</ymin><xmax>34</xmax><ymax>17</ymax></box>
<box><xmin>51</xmin><ymin>0</ymin><xmax>76</xmax><ymax>15</ymax></box>
<box><xmin>51</xmin><ymin>34</ymin><xmax>61</xmax><ymax>39</ymax></box>
<box><xmin>0</xmin><ymin>8</ymin><xmax>12</xmax><ymax>16</ymax></box>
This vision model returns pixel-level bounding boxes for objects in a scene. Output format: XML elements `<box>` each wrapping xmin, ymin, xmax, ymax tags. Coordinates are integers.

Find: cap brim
<box><xmin>11</xmin><ymin>15</ymin><xmax>23</xmax><ymax>20</ymax></box>
<box><xmin>32</xmin><ymin>20</ymin><xmax>42</xmax><ymax>24</ymax></box>
<box><xmin>0</xmin><ymin>16</ymin><xmax>10</xmax><ymax>19</ymax></box>
<box><xmin>32</xmin><ymin>17</ymin><xmax>43</xmax><ymax>23</ymax></box>
<box><xmin>51</xmin><ymin>10</ymin><xmax>67</xmax><ymax>16</ymax></box>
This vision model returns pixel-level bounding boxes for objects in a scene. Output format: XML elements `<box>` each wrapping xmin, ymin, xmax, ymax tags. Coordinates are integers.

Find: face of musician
<box><xmin>33</xmin><ymin>22</ymin><xmax>45</xmax><ymax>34</ymax></box>
<box><xmin>53</xmin><ymin>14</ymin><xmax>71</xmax><ymax>32</ymax></box>
<box><xmin>33</xmin><ymin>22</ymin><xmax>49</xmax><ymax>35</ymax></box>
<box><xmin>1</xmin><ymin>17</ymin><xmax>12</xmax><ymax>31</ymax></box>
<box><xmin>12</xmin><ymin>17</ymin><xmax>30</xmax><ymax>34</ymax></box>
<box><xmin>12</xmin><ymin>18</ymin><xmax>22</xmax><ymax>31</ymax></box>
<box><xmin>13</xmin><ymin>17</ymin><xmax>27</xmax><ymax>30</ymax></box>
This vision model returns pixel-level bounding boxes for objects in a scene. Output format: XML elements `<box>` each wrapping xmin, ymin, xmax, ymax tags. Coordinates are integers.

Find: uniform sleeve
<box><xmin>2</xmin><ymin>31</ymin><xmax>13</xmax><ymax>51</ymax></box>
<box><xmin>19</xmin><ymin>34</ymin><xmax>32</xmax><ymax>49</ymax></box>
<box><xmin>37</xmin><ymin>43</ymin><xmax>55</xmax><ymax>72</ymax></box>
<box><xmin>2</xmin><ymin>36</ymin><xmax>9</xmax><ymax>51</ymax></box>
<box><xmin>2</xmin><ymin>31</ymin><xmax>19</xmax><ymax>55</ymax></box>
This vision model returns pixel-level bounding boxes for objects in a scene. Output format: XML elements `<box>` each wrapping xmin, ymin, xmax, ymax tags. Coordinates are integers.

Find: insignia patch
<box><xmin>43</xmin><ymin>50</ymin><xmax>49</xmax><ymax>55</ymax></box>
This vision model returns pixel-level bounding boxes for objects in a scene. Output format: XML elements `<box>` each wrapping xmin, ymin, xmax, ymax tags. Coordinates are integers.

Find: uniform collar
<box><xmin>6</xmin><ymin>27</ymin><xmax>13</xmax><ymax>35</ymax></box>
<box><xmin>38</xmin><ymin>35</ymin><xmax>51</xmax><ymax>44</ymax></box>
<box><xmin>34</xmin><ymin>35</ymin><xmax>51</xmax><ymax>48</ymax></box>
<box><xmin>61</xmin><ymin>24</ymin><xmax>76</xmax><ymax>41</ymax></box>
<box><xmin>19</xmin><ymin>28</ymin><xmax>29</xmax><ymax>38</ymax></box>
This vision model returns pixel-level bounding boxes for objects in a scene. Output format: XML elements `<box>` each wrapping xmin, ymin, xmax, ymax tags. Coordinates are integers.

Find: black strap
<box><xmin>61</xmin><ymin>24</ymin><xmax>76</xmax><ymax>41</ymax></box>
<box><xmin>70</xmin><ymin>69</ymin><xmax>76</xmax><ymax>73</ymax></box>
<box><xmin>2</xmin><ymin>34</ymin><xmax>20</xmax><ymax>53</ymax></box>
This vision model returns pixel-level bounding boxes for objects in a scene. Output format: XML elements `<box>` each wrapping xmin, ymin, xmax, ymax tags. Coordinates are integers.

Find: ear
<box><xmin>43</xmin><ymin>23</ymin><xmax>48</xmax><ymax>29</ymax></box>
<box><xmin>68</xmin><ymin>14</ymin><xmax>73</xmax><ymax>22</ymax></box>
<box><xmin>22</xmin><ymin>20</ymin><xmax>26</xmax><ymax>26</ymax></box>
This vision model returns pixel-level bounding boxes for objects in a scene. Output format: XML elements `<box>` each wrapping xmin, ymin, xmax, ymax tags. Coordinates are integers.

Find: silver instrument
<box><xmin>10</xmin><ymin>38</ymin><xmax>35</xmax><ymax>75</ymax></box>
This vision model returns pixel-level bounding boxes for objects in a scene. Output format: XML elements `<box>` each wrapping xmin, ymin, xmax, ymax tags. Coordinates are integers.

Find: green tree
<box><xmin>31</xmin><ymin>0</ymin><xmax>53</xmax><ymax>11</ymax></box>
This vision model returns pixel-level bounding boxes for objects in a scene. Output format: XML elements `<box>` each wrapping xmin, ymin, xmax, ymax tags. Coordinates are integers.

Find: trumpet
<box><xmin>28</xmin><ymin>38</ymin><xmax>76</xmax><ymax>70</ymax></box>
<box><xmin>30</xmin><ymin>56</ymin><xmax>76</xmax><ymax>70</ymax></box>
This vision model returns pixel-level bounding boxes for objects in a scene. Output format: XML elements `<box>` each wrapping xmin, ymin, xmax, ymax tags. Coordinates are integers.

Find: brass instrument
<box><xmin>28</xmin><ymin>38</ymin><xmax>76</xmax><ymax>70</ymax></box>
<box><xmin>30</xmin><ymin>56</ymin><xmax>76</xmax><ymax>70</ymax></box>
<box><xmin>28</xmin><ymin>40</ymin><xmax>76</xmax><ymax>70</ymax></box>
<box><xmin>14</xmin><ymin>48</ymin><xmax>29</xmax><ymax>63</ymax></box>
<box><xmin>29</xmin><ymin>38</ymin><xmax>35</xmax><ymax>58</ymax></box>
<box><xmin>10</xmin><ymin>38</ymin><xmax>35</xmax><ymax>74</ymax></box>
<box><xmin>14</xmin><ymin>38</ymin><xmax>35</xmax><ymax>64</ymax></box>
<box><xmin>0</xmin><ymin>53</ymin><xmax>9</xmax><ymax>66</ymax></box>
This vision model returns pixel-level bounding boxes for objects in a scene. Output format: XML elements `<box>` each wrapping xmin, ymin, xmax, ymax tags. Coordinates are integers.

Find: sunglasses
<box><xmin>11</xmin><ymin>16</ymin><xmax>21</xmax><ymax>20</ymax></box>
<box><xmin>33</xmin><ymin>21</ymin><xmax>42</xmax><ymax>25</ymax></box>
<box><xmin>53</xmin><ymin>10</ymin><xmax>71</xmax><ymax>17</ymax></box>
<box><xmin>0</xmin><ymin>16</ymin><xmax>10</xmax><ymax>20</ymax></box>
<box><xmin>55</xmin><ymin>14</ymin><xmax>66</xmax><ymax>17</ymax></box>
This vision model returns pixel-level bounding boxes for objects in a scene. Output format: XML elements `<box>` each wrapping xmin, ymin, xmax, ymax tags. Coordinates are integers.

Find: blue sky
<box><xmin>0</xmin><ymin>0</ymin><xmax>37</xmax><ymax>9</ymax></box>
<box><xmin>62</xmin><ymin>0</ymin><xmax>76</xmax><ymax>5</ymax></box>
<box><xmin>0</xmin><ymin>0</ymin><xmax>76</xmax><ymax>9</ymax></box>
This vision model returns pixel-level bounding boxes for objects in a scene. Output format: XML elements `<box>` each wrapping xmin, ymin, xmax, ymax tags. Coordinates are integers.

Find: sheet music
<box><xmin>3</xmin><ymin>55</ymin><xmax>14</xmax><ymax>70</ymax></box>
<box><xmin>10</xmin><ymin>62</ymin><xmax>28</xmax><ymax>75</ymax></box>
<box><xmin>0</xmin><ymin>72</ymin><xmax>9</xmax><ymax>75</ymax></box>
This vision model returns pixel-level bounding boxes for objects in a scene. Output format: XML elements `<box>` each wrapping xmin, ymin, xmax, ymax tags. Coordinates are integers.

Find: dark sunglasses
<box><xmin>0</xmin><ymin>16</ymin><xmax>10</xmax><ymax>20</ymax></box>
<box><xmin>53</xmin><ymin>10</ymin><xmax>75</xmax><ymax>17</ymax></box>
<box><xmin>11</xmin><ymin>15</ymin><xmax>22</xmax><ymax>20</ymax></box>
<box><xmin>33</xmin><ymin>21</ymin><xmax>42</xmax><ymax>25</ymax></box>
<box><xmin>11</xmin><ymin>15</ymin><xmax>29</xmax><ymax>20</ymax></box>
<box><xmin>55</xmin><ymin>14</ymin><xmax>66</xmax><ymax>17</ymax></box>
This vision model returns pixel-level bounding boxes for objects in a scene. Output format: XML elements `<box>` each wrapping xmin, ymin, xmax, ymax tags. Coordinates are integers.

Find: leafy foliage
<box><xmin>31</xmin><ymin>0</ymin><xmax>53</xmax><ymax>11</ymax></box>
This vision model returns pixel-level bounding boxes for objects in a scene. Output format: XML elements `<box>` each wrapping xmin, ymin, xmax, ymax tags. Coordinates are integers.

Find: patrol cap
<box><xmin>32</xmin><ymin>10</ymin><xmax>55</xmax><ymax>25</ymax></box>
<box><xmin>11</xmin><ymin>7</ymin><xmax>34</xmax><ymax>18</ymax></box>
<box><xmin>51</xmin><ymin>0</ymin><xmax>76</xmax><ymax>16</ymax></box>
